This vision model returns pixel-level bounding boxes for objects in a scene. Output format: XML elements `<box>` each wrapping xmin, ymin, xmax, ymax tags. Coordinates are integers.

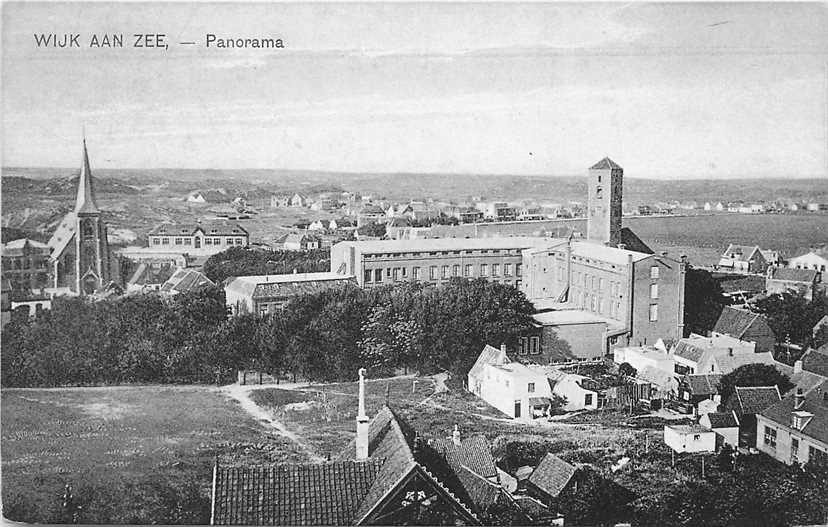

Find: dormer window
<box><xmin>792</xmin><ymin>411</ymin><xmax>813</xmax><ymax>431</ymax></box>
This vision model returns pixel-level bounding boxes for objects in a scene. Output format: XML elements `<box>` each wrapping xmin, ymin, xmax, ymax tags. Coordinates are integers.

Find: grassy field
<box><xmin>627</xmin><ymin>213</ymin><xmax>827</xmax><ymax>265</ymax></box>
<box><xmin>1</xmin><ymin>386</ymin><xmax>306</xmax><ymax>524</ymax></box>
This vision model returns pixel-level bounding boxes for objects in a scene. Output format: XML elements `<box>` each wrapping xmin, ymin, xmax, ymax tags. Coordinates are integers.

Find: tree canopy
<box><xmin>202</xmin><ymin>246</ymin><xmax>330</xmax><ymax>283</ymax></box>
<box><xmin>755</xmin><ymin>292</ymin><xmax>828</xmax><ymax>347</ymax></box>
<box><xmin>718</xmin><ymin>363</ymin><xmax>793</xmax><ymax>403</ymax></box>
<box><xmin>684</xmin><ymin>267</ymin><xmax>726</xmax><ymax>336</ymax></box>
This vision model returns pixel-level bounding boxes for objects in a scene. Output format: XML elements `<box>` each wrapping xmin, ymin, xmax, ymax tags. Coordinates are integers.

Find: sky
<box><xmin>2</xmin><ymin>2</ymin><xmax>827</xmax><ymax>179</ymax></box>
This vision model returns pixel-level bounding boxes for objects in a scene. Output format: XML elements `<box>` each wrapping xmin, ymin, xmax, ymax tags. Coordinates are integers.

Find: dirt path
<box><xmin>220</xmin><ymin>382</ymin><xmax>325</xmax><ymax>463</ymax></box>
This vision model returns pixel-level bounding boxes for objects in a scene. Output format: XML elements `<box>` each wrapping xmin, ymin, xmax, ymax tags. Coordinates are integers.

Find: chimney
<box><xmin>356</xmin><ymin>368</ymin><xmax>370</xmax><ymax>460</ymax></box>
<box><xmin>793</xmin><ymin>360</ymin><xmax>803</xmax><ymax>375</ymax></box>
<box><xmin>617</xmin><ymin>243</ymin><xmax>627</xmax><ymax>251</ymax></box>
<box><xmin>794</xmin><ymin>388</ymin><xmax>805</xmax><ymax>410</ymax></box>
<box><xmin>660</xmin><ymin>251</ymin><xmax>668</xmax><ymax>257</ymax></box>
<box><xmin>452</xmin><ymin>424</ymin><xmax>461</xmax><ymax>446</ymax></box>
<box><xmin>500</xmin><ymin>343</ymin><xmax>507</xmax><ymax>354</ymax></box>
<box><xmin>728</xmin><ymin>348</ymin><xmax>733</xmax><ymax>356</ymax></box>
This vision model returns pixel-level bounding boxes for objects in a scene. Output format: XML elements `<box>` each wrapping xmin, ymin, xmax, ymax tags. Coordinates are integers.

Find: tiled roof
<box><xmin>713</xmin><ymin>351</ymin><xmax>778</xmax><ymax>374</ymax></box>
<box><xmin>729</xmin><ymin>386</ymin><xmax>781</xmax><ymax>416</ymax></box>
<box><xmin>589</xmin><ymin>157</ymin><xmax>622</xmax><ymax>170</ymax></box>
<box><xmin>160</xmin><ymin>268</ymin><xmax>215</xmax><ymax>294</ymax></box>
<box><xmin>48</xmin><ymin>212</ymin><xmax>77</xmax><ymax>259</ymax></box>
<box><xmin>149</xmin><ymin>221</ymin><xmax>248</xmax><ymax>236</ymax></box>
<box><xmin>469</xmin><ymin>345</ymin><xmax>509</xmax><ymax>380</ymax></box>
<box><xmin>455</xmin><ymin>467</ymin><xmax>503</xmax><ymax>512</ymax></box>
<box><xmin>760</xmin><ymin>380</ymin><xmax>828</xmax><ymax>444</ymax></box>
<box><xmin>2</xmin><ymin>238</ymin><xmax>51</xmax><ymax>257</ymax></box>
<box><xmin>683</xmin><ymin>374</ymin><xmax>723</xmax><ymax>396</ymax></box>
<box><xmin>803</xmin><ymin>346</ymin><xmax>828</xmax><ymax>378</ymax></box>
<box><xmin>768</xmin><ymin>267</ymin><xmax>818</xmax><ymax>283</ymax></box>
<box><xmin>212</xmin><ymin>461</ymin><xmax>382</xmax><ymax>525</ymax></box>
<box><xmin>526</xmin><ymin>453</ymin><xmax>576</xmax><ymax>499</ymax></box>
<box><xmin>713</xmin><ymin>307</ymin><xmax>764</xmax><ymax>340</ymax></box>
<box><xmin>224</xmin><ymin>273</ymin><xmax>355</xmax><ymax>299</ymax></box>
<box><xmin>705</xmin><ymin>411</ymin><xmax>739</xmax><ymax>429</ymax></box>
<box><xmin>431</xmin><ymin>435</ymin><xmax>499</xmax><ymax>481</ymax></box>
<box><xmin>673</xmin><ymin>340</ymin><xmax>708</xmax><ymax>363</ymax></box>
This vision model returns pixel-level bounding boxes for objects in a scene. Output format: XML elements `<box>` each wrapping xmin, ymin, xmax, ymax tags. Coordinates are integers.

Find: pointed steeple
<box><xmin>75</xmin><ymin>138</ymin><xmax>100</xmax><ymax>215</ymax></box>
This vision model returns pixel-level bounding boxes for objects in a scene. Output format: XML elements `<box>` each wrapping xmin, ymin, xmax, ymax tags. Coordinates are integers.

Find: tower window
<box><xmin>597</xmin><ymin>175</ymin><xmax>602</xmax><ymax>183</ymax></box>
<box><xmin>596</xmin><ymin>187</ymin><xmax>603</xmax><ymax>199</ymax></box>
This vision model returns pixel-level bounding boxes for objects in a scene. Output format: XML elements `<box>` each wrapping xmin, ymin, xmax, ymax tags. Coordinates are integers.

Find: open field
<box><xmin>626</xmin><ymin>213</ymin><xmax>828</xmax><ymax>264</ymax></box>
<box><xmin>1</xmin><ymin>385</ymin><xmax>305</xmax><ymax>524</ymax></box>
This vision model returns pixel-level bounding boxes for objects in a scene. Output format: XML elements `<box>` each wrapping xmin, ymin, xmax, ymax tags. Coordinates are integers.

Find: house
<box><xmin>787</xmin><ymin>248</ymin><xmax>828</xmax><ymax>274</ymax></box>
<box><xmin>544</xmin><ymin>369</ymin><xmax>603</xmax><ymax>411</ymax></box>
<box><xmin>522</xmin><ymin>454</ymin><xmax>579</xmax><ymax>506</ymax></box>
<box><xmin>289</xmin><ymin>193</ymin><xmax>309</xmax><ymax>207</ymax></box>
<box><xmin>147</xmin><ymin>222</ymin><xmax>249</xmax><ymax>256</ymax></box>
<box><xmin>356</xmin><ymin>203</ymin><xmax>387</xmax><ymax>227</ymax></box>
<box><xmin>159</xmin><ymin>268</ymin><xmax>215</xmax><ymax>296</ymax></box>
<box><xmin>211</xmin><ymin>370</ymin><xmax>517</xmax><ymax>525</ymax></box>
<box><xmin>725</xmin><ymin>385</ymin><xmax>782</xmax><ymax>446</ymax></box>
<box><xmin>224</xmin><ymin>272</ymin><xmax>355</xmax><ymax>316</ymax></box>
<box><xmin>664</xmin><ymin>424</ymin><xmax>716</xmax><ymax>453</ymax></box>
<box><xmin>703</xmin><ymin>202</ymin><xmax>713</xmax><ymax>211</ymax></box>
<box><xmin>677</xmin><ymin>373</ymin><xmax>723</xmax><ymax>407</ymax></box>
<box><xmin>282</xmin><ymin>233</ymin><xmax>321</xmax><ymax>251</ymax></box>
<box><xmin>717</xmin><ymin>244</ymin><xmax>770</xmax><ymax>274</ymax></box>
<box><xmin>467</xmin><ymin>345</ymin><xmax>558</xmax><ymax>419</ymax></box>
<box><xmin>614</xmin><ymin>346</ymin><xmax>677</xmax><ymax>396</ymax></box>
<box><xmin>756</xmin><ymin>381</ymin><xmax>828</xmax><ymax>465</ymax></box>
<box><xmin>270</xmin><ymin>194</ymin><xmax>290</xmax><ymax>208</ymax></box>
<box><xmin>308</xmin><ymin>220</ymin><xmax>326</xmax><ymax>232</ymax></box>
<box><xmin>671</xmin><ymin>333</ymin><xmax>774</xmax><ymax>375</ymax></box>
<box><xmin>699</xmin><ymin>411</ymin><xmax>740</xmax><ymax>448</ymax></box>
<box><xmin>712</xmin><ymin>307</ymin><xmax>776</xmax><ymax>353</ymax></box>
<box><xmin>1</xmin><ymin>238</ymin><xmax>52</xmax><ymax>294</ymax></box>
<box><xmin>766</xmin><ymin>267</ymin><xmax>820</xmax><ymax>301</ymax></box>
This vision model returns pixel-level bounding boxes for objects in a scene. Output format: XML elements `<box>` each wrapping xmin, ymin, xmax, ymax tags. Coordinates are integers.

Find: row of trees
<box><xmin>1</xmin><ymin>278</ymin><xmax>536</xmax><ymax>387</ymax></box>
<box><xmin>202</xmin><ymin>246</ymin><xmax>330</xmax><ymax>283</ymax></box>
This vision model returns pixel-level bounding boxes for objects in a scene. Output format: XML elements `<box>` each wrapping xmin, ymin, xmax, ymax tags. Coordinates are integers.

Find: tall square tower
<box><xmin>586</xmin><ymin>157</ymin><xmax>623</xmax><ymax>246</ymax></box>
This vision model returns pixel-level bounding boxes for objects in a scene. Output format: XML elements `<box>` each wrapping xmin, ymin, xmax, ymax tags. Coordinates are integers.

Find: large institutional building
<box><xmin>331</xmin><ymin>158</ymin><xmax>687</xmax><ymax>359</ymax></box>
<box><xmin>47</xmin><ymin>140</ymin><xmax>117</xmax><ymax>295</ymax></box>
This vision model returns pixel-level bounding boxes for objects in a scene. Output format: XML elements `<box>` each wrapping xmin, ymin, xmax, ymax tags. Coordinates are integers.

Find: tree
<box><xmin>755</xmin><ymin>292</ymin><xmax>828</xmax><ymax>346</ymax></box>
<box><xmin>618</xmin><ymin>362</ymin><xmax>637</xmax><ymax>378</ymax></box>
<box><xmin>683</xmin><ymin>267</ymin><xmax>725</xmax><ymax>336</ymax></box>
<box><xmin>203</xmin><ymin>246</ymin><xmax>330</xmax><ymax>283</ymax></box>
<box><xmin>718</xmin><ymin>363</ymin><xmax>793</xmax><ymax>402</ymax></box>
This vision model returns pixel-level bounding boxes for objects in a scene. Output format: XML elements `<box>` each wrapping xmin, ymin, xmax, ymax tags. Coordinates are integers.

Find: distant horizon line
<box><xmin>3</xmin><ymin>165</ymin><xmax>826</xmax><ymax>181</ymax></box>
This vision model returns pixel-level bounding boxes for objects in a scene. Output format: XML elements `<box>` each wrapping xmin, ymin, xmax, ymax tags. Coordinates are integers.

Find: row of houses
<box><xmin>702</xmin><ymin>201</ymin><xmax>828</xmax><ymax>213</ymax></box>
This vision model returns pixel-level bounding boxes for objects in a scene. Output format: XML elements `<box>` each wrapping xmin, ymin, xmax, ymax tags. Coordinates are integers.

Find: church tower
<box><xmin>586</xmin><ymin>157</ymin><xmax>623</xmax><ymax>246</ymax></box>
<box><xmin>73</xmin><ymin>139</ymin><xmax>111</xmax><ymax>294</ymax></box>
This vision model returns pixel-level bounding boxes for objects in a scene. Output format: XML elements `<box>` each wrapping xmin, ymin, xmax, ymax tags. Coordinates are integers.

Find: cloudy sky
<box><xmin>2</xmin><ymin>2</ymin><xmax>827</xmax><ymax>178</ymax></box>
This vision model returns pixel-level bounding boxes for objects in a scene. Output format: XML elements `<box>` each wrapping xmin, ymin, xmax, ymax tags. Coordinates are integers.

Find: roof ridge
<box><xmin>418</xmin><ymin>465</ymin><xmax>479</xmax><ymax>521</ymax></box>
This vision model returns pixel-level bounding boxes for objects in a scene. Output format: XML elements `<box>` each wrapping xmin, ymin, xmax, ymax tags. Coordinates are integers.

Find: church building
<box><xmin>48</xmin><ymin>139</ymin><xmax>117</xmax><ymax>295</ymax></box>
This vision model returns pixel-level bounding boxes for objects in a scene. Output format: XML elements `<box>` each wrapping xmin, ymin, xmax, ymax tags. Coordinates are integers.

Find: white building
<box><xmin>787</xmin><ymin>249</ymin><xmax>828</xmax><ymax>273</ymax></box>
<box><xmin>664</xmin><ymin>424</ymin><xmax>716</xmax><ymax>453</ymax></box>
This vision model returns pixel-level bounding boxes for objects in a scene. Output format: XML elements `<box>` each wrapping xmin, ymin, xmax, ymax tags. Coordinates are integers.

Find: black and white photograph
<box><xmin>1</xmin><ymin>1</ymin><xmax>827</xmax><ymax>525</ymax></box>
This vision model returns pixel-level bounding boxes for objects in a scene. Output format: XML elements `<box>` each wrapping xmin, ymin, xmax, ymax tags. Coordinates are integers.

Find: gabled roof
<box><xmin>48</xmin><ymin>212</ymin><xmax>77</xmax><ymax>260</ymax></box>
<box><xmin>705</xmin><ymin>411</ymin><xmax>739</xmax><ymax>429</ymax></box>
<box><xmin>526</xmin><ymin>453</ymin><xmax>577</xmax><ymax>499</ymax></box>
<box><xmin>760</xmin><ymin>380</ymin><xmax>828</xmax><ymax>444</ymax></box>
<box><xmin>2</xmin><ymin>238</ymin><xmax>51</xmax><ymax>256</ymax></box>
<box><xmin>469</xmin><ymin>345</ymin><xmax>509</xmax><ymax>379</ymax></box>
<box><xmin>224</xmin><ymin>273</ymin><xmax>355</xmax><ymax>299</ymax></box>
<box><xmin>768</xmin><ymin>267</ymin><xmax>818</xmax><ymax>283</ymax></box>
<box><xmin>212</xmin><ymin>461</ymin><xmax>383</xmax><ymax>525</ymax></box>
<box><xmin>619</xmin><ymin>227</ymin><xmax>654</xmax><ymax>254</ymax></box>
<box><xmin>673</xmin><ymin>340</ymin><xmax>708</xmax><ymax>363</ymax></box>
<box><xmin>683</xmin><ymin>374</ymin><xmax>723</xmax><ymax>396</ymax></box>
<box><xmin>431</xmin><ymin>435</ymin><xmax>499</xmax><ymax>481</ymax></box>
<box><xmin>589</xmin><ymin>157</ymin><xmax>622</xmax><ymax>170</ymax></box>
<box><xmin>713</xmin><ymin>307</ymin><xmax>766</xmax><ymax>340</ymax></box>
<box><xmin>713</xmin><ymin>351</ymin><xmax>778</xmax><ymax>374</ymax></box>
<box><xmin>721</xmin><ymin>244</ymin><xmax>761</xmax><ymax>262</ymax></box>
<box><xmin>75</xmin><ymin>139</ymin><xmax>100</xmax><ymax>215</ymax></box>
<box><xmin>160</xmin><ymin>268</ymin><xmax>215</xmax><ymax>294</ymax></box>
<box><xmin>729</xmin><ymin>386</ymin><xmax>781</xmax><ymax>416</ymax></box>
<box><xmin>803</xmin><ymin>346</ymin><xmax>828</xmax><ymax>378</ymax></box>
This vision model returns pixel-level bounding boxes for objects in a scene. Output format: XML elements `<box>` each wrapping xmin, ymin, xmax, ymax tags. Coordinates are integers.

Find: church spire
<box><xmin>74</xmin><ymin>137</ymin><xmax>100</xmax><ymax>214</ymax></box>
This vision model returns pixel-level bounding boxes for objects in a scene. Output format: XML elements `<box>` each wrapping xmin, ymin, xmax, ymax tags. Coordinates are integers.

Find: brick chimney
<box><xmin>356</xmin><ymin>368</ymin><xmax>370</xmax><ymax>460</ymax></box>
<box><xmin>500</xmin><ymin>343</ymin><xmax>507</xmax><ymax>354</ymax></box>
<box><xmin>793</xmin><ymin>360</ymin><xmax>803</xmax><ymax>375</ymax></box>
<box><xmin>794</xmin><ymin>388</ymin><xmax>805</xmax><ymax>410</ymax></box>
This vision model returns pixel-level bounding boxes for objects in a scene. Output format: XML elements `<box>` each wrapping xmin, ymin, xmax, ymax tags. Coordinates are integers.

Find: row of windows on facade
<box><xmin>363</xmin><ymin>262</ymin><xmax>522</xmax><ymax>283</ymax></box>
<box><xmin>2</xmin><ymin>259</ymin><xmax>49</xmax><ymax>271</ymax></box>
<box><xmin>763</xmin><ymin>425</ymin><xmax>826</xmax><ymax>464</ymax></box>
<box><xmin>151</xmin><ymin>237</ymin><xmax>246</xmax><ymax>246</ymax></box>
<box><xmin>363</xmin><ymin>248</ymin><xmax>522</xmax><ymax>259</ymax></box>
<box><xmin>568</xmin><ymin>288</ymin><xmax>658</xmax><ymax>322</ymax></box>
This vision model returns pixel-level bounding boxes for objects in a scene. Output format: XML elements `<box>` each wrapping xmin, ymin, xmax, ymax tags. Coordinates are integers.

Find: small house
<box><xmin>699</xmin><ymin>411</ymin><xmax>740</xmax><ymax>448</ymax></box>
<box><xmin>766</xmin><ymin>267</ymin><xmax>819</xmax><ymax>301</ymax></box>
<box><xmin>712</xmin><ymin>306</ymin><xmax>776</xmax><ymax>353</ymax></box>
<box><xmin>717</xmin><ymin>244</ymin><xmax>770</xmax><ymax>274</ymax></box>
<box><xmin>725</xmin><ymin>385</ymin><xmax>782</xmax><ymax>446</ymax></box>
<box><xmin>664</xmin><ymin>424</ymin><xmax>716</xmax><ymax>453</ymax></box>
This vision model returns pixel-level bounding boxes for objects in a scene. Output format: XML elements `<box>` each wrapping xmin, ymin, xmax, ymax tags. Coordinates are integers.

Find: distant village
<box><xmin>2</xmin><ymin>141</ymin><xmax>828</xmax><ymax>526</ymax></box>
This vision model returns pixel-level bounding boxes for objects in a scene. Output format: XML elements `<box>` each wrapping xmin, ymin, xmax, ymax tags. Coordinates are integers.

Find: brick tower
<box><xmin>586</xmin><ymin>157</ymin><xmax>623</xmax><ymax>246</ymax></box>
